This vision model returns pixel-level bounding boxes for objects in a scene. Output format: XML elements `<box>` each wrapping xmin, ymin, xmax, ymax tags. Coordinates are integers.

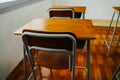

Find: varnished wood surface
<box><xmin>7</xmin><ymin>27</ymin><xmax>120</xmax><ymax>80</ymax></box>
<box><xmin>92</xmin><ymin>20</ymin><xmax>120</xmax><ymax>27</ymax></box>
<box><xmin>113</xmin><ymin>7</ymin><xmax>120</xmax><ymax>13</ymax></box>
<box><xmin>14</xmin><ymin>18</ymin><xmax>96</xmax><ymax>40</ymax></box>
<box><xmin>49</xmin><ymin>6</ymin><xmax>86</xmax><ymax>13</ymax></box>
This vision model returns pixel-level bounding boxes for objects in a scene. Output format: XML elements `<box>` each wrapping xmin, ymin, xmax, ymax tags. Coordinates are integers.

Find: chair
<box><xmin>48</xmin><ymin>8</ymin><xmax>75</xmax><ymax>19</ymax></box>
<box><xmin>22</xmin><ymin>30</ymin><xmax>77</xmax><ymax>80</ymax></box>
<box><xmin>112</xmin><ymin>64</ymin><xmax>120</xmax><ymax>80</ymax></box>
<box><xmin>48</xmin><ymin>8</ymin><xmax>86</xmax><ymax>53</ymax></box>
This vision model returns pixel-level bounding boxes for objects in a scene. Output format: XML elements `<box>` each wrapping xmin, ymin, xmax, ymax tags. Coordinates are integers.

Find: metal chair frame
<box><xmin>22</xmin><ymin>31</ymin><xmax>77</xmax><ymax>80</ymax></box>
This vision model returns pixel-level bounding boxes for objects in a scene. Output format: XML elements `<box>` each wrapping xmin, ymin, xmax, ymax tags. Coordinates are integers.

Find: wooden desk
<box><xmin>48</xmin><ymin>6</ymin><xmax>86</xmax><ymax>19</ymax></box>
<box><xmin>14</xmin><ymin>18</ymin><xmax>96</xmax><ymax>80</ymax></box>
<box><xmin>14</xmin><ymin>19</ymin><xmax>94</xmax><ymax>39</ymax></box>
<box><xmin>113</xmin><ymin>7</ymin><xmax>120</xmax><ymax>13</ymax></box>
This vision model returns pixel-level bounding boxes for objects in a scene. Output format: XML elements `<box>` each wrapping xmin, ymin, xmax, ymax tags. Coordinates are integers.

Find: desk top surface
<box><xmin>49</xmin><ymin>6</ymin><xmax>86</xmax><ymax>13</ymax></box>
<box><xmin>113</xmin><ymin>7</ymin><xmax>120</xmax><ymax>13</ymax></box>
<box><xmin>14</xmin><ymin>18</ymin><xmax>96</xmax><ymax>40</ymax></box>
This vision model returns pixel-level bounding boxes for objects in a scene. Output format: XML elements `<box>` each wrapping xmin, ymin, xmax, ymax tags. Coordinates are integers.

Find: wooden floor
<box><xmin>7</xmin><ymin>27</ymin><xmax>120</xmax><ymax>80</ymax></box>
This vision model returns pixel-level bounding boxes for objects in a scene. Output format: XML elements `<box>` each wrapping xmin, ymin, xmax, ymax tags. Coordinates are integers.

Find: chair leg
<box><xmin>28</xmin><ymin>54</ymin><xmax>37</xmax><ymax>80</ymax></box>
<box><xmin>23</xmin><ymin>46</ymin><xmax>27</xmax><ymax>80</ymax></box>
<box><xmin>35</xmin><ymin>50</ymin><xmax>42</xmax><ymax>79</ymax></box>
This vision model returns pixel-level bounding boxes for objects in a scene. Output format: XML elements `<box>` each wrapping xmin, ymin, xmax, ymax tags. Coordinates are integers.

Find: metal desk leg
<box><xmin>23</xmin><ymin>45</ymin><xmax>27</xmax><ymax>80</ymax></box>
<box><xmin>112</xmin><ymin>64</ymin><xmax>120</xmax><ymax>80</ymax></box>
<box><xmin>103</xmin><ymin>11</ymin><xmax>115</xmax><ymax>45</ymax></box>
<box><xmin>107</xmin><ymin>13</ymin><xmax>120</xmax><ymax>56</ymax></box>
<box><xmin>83</xmin><ymin>12</ymin><xmax>85</xmax><ymax>19</ymax></box>
<box><xmin>86</xmin><ymin>40</ymin><xmax>90</xmax><ymax>80</ymax></box>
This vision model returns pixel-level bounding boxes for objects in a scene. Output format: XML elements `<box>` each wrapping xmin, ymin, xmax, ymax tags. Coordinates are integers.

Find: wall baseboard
<box><xmin>92</xmin><ymin>19</ymin><xmax>120</xmax><ymax>27</ymax></box>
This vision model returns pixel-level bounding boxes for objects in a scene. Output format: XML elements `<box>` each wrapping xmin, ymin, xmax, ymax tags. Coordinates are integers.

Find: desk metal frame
<box><xmin>112</xmin><ymin>64</ymin><xmax>120</xmax><ymax>80</ymax></box>
<box><xmin>103</xmin><ymin>7</ymin><xmax>120</xmax><ymax>56</ymax></box>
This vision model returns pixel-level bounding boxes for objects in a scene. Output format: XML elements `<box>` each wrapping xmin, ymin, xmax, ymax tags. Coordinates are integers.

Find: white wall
<box><xmin>0</xmin><ymin>0</ymin><xmax>52</xmax><ymax>79</ymax></box>
<box><xmin>53</xmin><ymin>0</ymin><xmax>120</xmax><ymax>20</ymax></box>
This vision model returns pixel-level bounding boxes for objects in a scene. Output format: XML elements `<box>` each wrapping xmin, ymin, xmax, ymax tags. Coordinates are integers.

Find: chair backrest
<box><xmin>22</xmin><ymin>29</ymin><xmax>77</xmax><ymax>51</ymax></box>
<box><xmin>22</xmin><ymin>30</ymin><xmax>77</xmax><ymax>69</ymax></box>
<box><xmin>48</xmin><ymin>8</ymin><xmax>75</xmax><ymax>19</ymax></box>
